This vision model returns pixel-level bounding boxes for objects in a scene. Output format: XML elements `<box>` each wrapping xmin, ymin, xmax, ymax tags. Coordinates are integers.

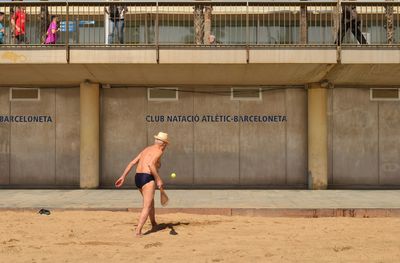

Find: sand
<box><xmin>1</xmin><ymin>211</ymin><xmax>400</xmax><ymax>263</ymax></box>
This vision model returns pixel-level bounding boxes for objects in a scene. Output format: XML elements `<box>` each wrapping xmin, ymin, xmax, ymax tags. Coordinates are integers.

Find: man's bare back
<box><xmin>136</xmin><ymin>145</ymin><xmax>163</xmax><ymax>174</ymax></box>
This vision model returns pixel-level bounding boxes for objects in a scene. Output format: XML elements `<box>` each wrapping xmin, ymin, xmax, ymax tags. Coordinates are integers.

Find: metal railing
<box><xmin>0</xmin><ymin>0</ymin><xmax>398</xmax><ymax>47</ymax></box>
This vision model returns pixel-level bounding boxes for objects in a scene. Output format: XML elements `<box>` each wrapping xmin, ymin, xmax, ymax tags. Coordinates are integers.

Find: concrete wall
<box><xmin>2</xmin><ymin>86</ymin><xmax>399</xmax><ymax>189</ymax></box>
<box><xmin>10</xmin><ymin>88</ymin><xmax>56</xmax><ymax>186</ymax></box>
<box><xmin>56</xmin><ymin>88</ymin><xmax>80</xmax><ymax>186</ymax></box>
<box><xmin>286</xmin><ymin>89</ymin><xmax>308</xmax><ymax>185</ymax></box>
<box><xmin>148</xmin><ymin>89</ymin><xmax>195</xmax><ymax>186</ymax></box>
<box><xmin>239</xmin><ymin>90</ymin><xmax>285</xmax><ymax>185</ymax></box>
<box><xmin>329</xmin><ymin>88</ymin><xmax>400</xmax><ymax>188</ymax></box>
<box><xmin>0</xmin><ymin>89</ymin><xmax>10</xmax><ymax>185</ymax></box>
<box><xmin>1</xmin><ymin>47</ymin><xmax>400</xmax><ymax>86</ymax></box>
<box><xmin>101</xmin><ymin>88</ymin><xmax>148</xmax><ymax>187</ymax></box>
<box><xmin>0</xmin><ymin>88</ymin><xmax>80</xmax><ymax>188</ymax></box>
<box><xmin>194</xmin><ymin>88</ymin><xmax>240</xmax><ymax>186</ymax></box>
<box><xmin>101</xmin><ymin>87</ymin><xmax>307</xmax><ymax>188</ymax></box>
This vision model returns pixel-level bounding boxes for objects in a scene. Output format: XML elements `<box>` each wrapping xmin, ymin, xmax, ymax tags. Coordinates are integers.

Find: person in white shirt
<box><xmin>105</xmin><ymin>5</ymin><xmax>128</xmax><ymax>44</ymax></box>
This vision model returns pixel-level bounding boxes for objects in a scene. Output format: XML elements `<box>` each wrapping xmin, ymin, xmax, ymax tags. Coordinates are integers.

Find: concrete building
<box><xmin>0</xmin><ymin>0</ymin><xmax>399</xmax><ymax>189</ymax></box>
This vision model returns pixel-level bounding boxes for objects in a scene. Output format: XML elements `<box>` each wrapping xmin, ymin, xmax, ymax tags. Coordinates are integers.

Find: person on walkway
<box><xmin>115</xmin><ymin>132</ymin><xmax>169</xmax><ymax>236</ymax></box>
<box><xmin>105</xmin><ymin>4</ymin><xmax>128</xmax><ymax>44</ymax></box>
<box><xmin>11</xmin><ymin>6</ymin><xmax>27</xmax><ymax>44</ymax></box>
<box><xmin>0</xmin><ymin>12</ymin><xmax>5</xmax><ymax>44</ymax></box>
<box><xmin>336</xmin><ymin>5</ymin><xmax>367</xmax><ymax>45</ymax></box>
<box><xmin>45</xmin><ymin>15</ymin><xmax>59</xmax><ymax>44</ymax></box>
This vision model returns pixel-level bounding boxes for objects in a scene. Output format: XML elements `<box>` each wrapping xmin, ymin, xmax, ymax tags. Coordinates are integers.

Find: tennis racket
<box><xmin>159</xmin><ymin>187</ymin><xmax>169</xmax><ymax>207</ymax></box>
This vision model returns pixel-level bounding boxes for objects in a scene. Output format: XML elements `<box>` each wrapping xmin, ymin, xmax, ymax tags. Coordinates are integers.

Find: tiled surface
<box><xmin>0</xmin><ymin>190</ymin><xmax>400</xmax><ymax>209</ymax></box>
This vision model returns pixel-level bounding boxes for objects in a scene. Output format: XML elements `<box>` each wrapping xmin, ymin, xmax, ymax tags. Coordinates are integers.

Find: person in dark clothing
<box><xmin>105</xmin><ymin>5</ymin><xmax>128</xmax><ymax>44</ymax></box>
<box><xmin>336</xmin><ymin>5</ymin><xmax>367</xmax><ymax>45</ymax></box>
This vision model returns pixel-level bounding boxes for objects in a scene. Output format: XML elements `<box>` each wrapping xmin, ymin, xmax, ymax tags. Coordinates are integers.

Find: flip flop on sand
<box><xmin>38</xmin><ymin>209</ymin><xmax>51</xmax><ymax>215</ymax></box>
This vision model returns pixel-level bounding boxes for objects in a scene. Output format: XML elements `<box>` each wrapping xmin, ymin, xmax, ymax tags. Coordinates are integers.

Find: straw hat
<box><xmin>154</xmin><ymin>132</ymin><xmax>169</xmax><ymax>144</ymax></box>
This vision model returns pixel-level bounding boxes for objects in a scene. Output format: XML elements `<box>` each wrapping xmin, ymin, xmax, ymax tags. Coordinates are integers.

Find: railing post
<box><xmin>156</xmin><ymin>2</ymin><xmax>159</xmax><ymax>63</ymax></box>
<box><xmin>66</xmin><ymin>1</ymin><xmax>70</xmax><ymax>63</ymax></box>
<box><xmin>246</xmin><ymin>1</ymin><xmax>249</xmax><ymax>63</ymax></box>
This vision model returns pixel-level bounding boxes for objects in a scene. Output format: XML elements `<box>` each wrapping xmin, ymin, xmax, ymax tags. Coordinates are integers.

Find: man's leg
<box><xmin>21</xmin><ymin>34</ymin><xmax>27</xmax><ymax>44</ymax></box>
<box><xmin>17</xmin><ymin>35</ymin><xmax>24</xmax><ymax>44</ymax></box>
<box><xmin>139</xmin><ymin>189</ymin><xmax>157</xmax><ymax>227</ymax></box>
<box><xmin>136</xmin><ymin>181</ymin><xmax>155</xmax><ymax>236</ymax></box>
<box><xmin>336</xmin><ymin>21</ymin><xmax>346</xmax><ymax>45</ymax></box>
<box><xmin>149</xmin><ymin>199</ymin><xmax>157</xmax><ymax>227</ymax></box>
<box><xmin>108</xmin><ymin>20</ymin><xmax>115</xmax><ymax>44</ymax></box>
<box><xmin>340</xmin><ymin>22</ymin><xmax>350</xmax><ymax>43</ymax></box>
<box><xmin>118</xmin><ymin>20</ymin><xmax>125</xmax><ymax>44</ymax></box>
<box><xmin>351</xmin><ymin>21</ymin><xmax>367</xmax><ymax>44</ymax></box>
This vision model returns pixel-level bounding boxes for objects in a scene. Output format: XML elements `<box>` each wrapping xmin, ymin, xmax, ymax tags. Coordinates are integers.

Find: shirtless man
<box><xmin>115</xmin><ymin>132</ymin><xmax>169</xmax><ymax>236</ymax></box>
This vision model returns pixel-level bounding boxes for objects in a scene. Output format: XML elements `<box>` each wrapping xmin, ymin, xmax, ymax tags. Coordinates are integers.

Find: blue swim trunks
<box><xmin>135</xmin><ymin>173</ymin><xmax>155</xmax><ymax>189</ymax></box>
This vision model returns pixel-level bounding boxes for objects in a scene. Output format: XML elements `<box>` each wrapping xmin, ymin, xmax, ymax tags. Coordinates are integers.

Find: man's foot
<box><xmin>151</xmin><ymin>222</ymin><xmax>159</xmax><ymax>230</ymax></box>
<box><xmin>135</xmin><ymin>228</ymin><xmax>143</xmax><ymax>237</ymax></box>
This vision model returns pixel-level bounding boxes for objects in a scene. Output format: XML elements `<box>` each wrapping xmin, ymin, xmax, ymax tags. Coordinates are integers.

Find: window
<box><xmin>231</xmin><ymin>87</ymin><xmax>262</xmax><ymax>101</ymax></box>
<box><xmin>148</xmin><ymin>88</ymin><xmax>179</xmax><ymax>101</ymax></box>
<box><xmin>370</xmin><ymin>88</ymin><xmax>400</xmax><ymax>101</ymax></box>
<box><xmin>10</xmin><ymin>88</ymin><xmax>40</xmax><ymax>101</ymax></box>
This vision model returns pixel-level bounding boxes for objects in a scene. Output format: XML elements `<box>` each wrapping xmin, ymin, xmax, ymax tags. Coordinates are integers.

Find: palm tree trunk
<box><xmin>193</xmin><ymin>4</ymin><xmax>204</xmax><ymax>44</ymax></box>
<box><xmin>300</xmin><ymin>5</ymin><xmax>308</xmax><ymax>44</ymax></box>
<box><xmin>203</xmin><ymin>6</ymin><xmax>212</xmax><ymax>44</ymax></box>
<box><xmin>385</xmin><ymin>6</ymin><xmax>394</xmax><ymax>44</ymax></box>
<box><xmin>40</xmin><ymin>5</ymin><xmax>50</xmax><ymax>44</ymax></box>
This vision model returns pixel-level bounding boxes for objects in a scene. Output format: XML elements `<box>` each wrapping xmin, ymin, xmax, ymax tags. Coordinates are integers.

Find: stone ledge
<box><xmin>1</xmin><ymin>207</ymin><xmax>400</xmax><ymax>218</ymax></box>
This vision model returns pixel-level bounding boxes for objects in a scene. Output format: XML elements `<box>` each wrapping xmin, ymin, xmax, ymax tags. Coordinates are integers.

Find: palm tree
<box><xmin>300</xmin><ymin>5</ymin><xmax>308</xmax><ymax>44</ymax></box>
<box><xmin>385</xmin><ymin>5</ymin><xmax>394</xmax><ymax>44</ymax></box>
<box><xmin>203</xmin><ymin>6</ymin><xmax>212</xmax><ymax>44</ymax></box>
<box><xmin>193</xmin><ymin>4</ymin><xmax>204</xmax><ymax>44</ymax></box>
<box><xmin>39</xmin><ymin>5</ymin><xmax>50</xmax><ymax>44</ymax></box>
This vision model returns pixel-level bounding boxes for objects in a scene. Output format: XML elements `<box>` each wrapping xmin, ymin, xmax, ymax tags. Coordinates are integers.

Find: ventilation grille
<box><xmin>148</xmin><ymin>88</ymin><xmax>178</xmax><ymax>101</ymax></box>
<box><xmin>370</xmin><ymin>88</ymin><xmax>400</xmax><ymax>101</ymax></box>
<box><xmin>10</xmin><ymin>88</ymin><xmax>40</xmax><ymax>101</ymax></box>
<box><xmin>231</xmin><ymin>88</ymin><xmax>262</xmax><ymax>101</ymax></box>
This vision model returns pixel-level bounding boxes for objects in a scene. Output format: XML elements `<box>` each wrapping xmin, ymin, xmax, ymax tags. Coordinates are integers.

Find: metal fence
<box><xmin>0</xmin><ymin>1</ymin><xmax>398</xmax><ymax>46</ymax></box>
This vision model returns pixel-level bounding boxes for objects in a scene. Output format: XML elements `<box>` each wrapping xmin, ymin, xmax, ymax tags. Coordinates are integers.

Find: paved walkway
<box><xmin>1</xmin><ymin>190</ymin><xmax>400</xmax><ymax>211</ymax></box>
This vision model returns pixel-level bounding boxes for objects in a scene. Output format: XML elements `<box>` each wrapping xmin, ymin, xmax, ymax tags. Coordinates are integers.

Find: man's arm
<box><xmin>115</xmin><ymin>152</ymin><xmax>141</xmax><ymax>188</ymax></box>
<box><xmin>51</xmin><ymin>23</ymin><xmax>60</xmax><ymax>34</ymax></box>
<box><xmin>121</xmin><ymin>153</ymin><xmax>141</xmax><ymax>178</ymax></box>
<box><xmin>11</xmin><ymin>14</ymin><xmax>16</xmax><ymax>29</ymax></box>
<box><xmin>148</xmin><ymin>150</ymin><xmax>163</xmax><ymax>189</ymax></box>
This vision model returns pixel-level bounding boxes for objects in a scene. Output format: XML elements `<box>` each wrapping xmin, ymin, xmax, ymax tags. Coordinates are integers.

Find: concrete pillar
<box><xmin>308</xmin><ymin>83</ymin><xmax>328</xmax><ymax>190</ymax></box>
<box><xmin>80</xmin><ymin>81</ymin><xmax>100</xmax><ymax>189</ymax></box>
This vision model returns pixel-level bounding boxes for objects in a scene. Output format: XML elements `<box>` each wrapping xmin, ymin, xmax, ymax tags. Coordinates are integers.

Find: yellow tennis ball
<box><xmin>170</xmin><ymin>173</ymin><xmax>176</xmax><ymax>178</ymax></box>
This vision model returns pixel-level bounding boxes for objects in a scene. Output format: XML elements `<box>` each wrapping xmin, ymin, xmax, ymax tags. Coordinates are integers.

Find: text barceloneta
<box><xmin>0</xmin><ymin>115</ymin><xmax>53</xmax><ymax>123</ymax></box>
<box><xmin>146</xmin><ymin>115</ymin><xmax>288</xmax><ymax>123</ymax></box>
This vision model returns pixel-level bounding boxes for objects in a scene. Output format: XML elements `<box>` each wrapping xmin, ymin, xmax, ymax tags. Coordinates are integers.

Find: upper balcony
<box><xmin>0</xmin><ymin>0</ymin><xmax>399</xmax><ymax>85</ymax></box>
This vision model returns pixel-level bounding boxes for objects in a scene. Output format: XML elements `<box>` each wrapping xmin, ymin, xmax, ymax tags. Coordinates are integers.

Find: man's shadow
<box><xmin>143</xmin><ymin>222</ymin><xmax>189</xmax><ymax>236</ymax></box>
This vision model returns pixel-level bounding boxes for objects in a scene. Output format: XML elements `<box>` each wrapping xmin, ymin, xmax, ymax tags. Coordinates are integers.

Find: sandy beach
<box><xmin>1</xmin><ymin>211</ymin><xmax>400</xmax><ymax>263</ymax></box>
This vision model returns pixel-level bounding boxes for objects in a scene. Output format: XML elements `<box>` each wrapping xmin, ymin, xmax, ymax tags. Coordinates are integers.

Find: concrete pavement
<box><xmin>1</xmin><ymin>190</ymin><xmax>400</xmax><ymax>217</ymax></box>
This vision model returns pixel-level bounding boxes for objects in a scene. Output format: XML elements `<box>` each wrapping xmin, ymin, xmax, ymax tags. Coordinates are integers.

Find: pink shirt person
<box><xmin>45</xmin><ymin>19</ymin><xmax>58</xmax><ymax>44</ymax></box>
